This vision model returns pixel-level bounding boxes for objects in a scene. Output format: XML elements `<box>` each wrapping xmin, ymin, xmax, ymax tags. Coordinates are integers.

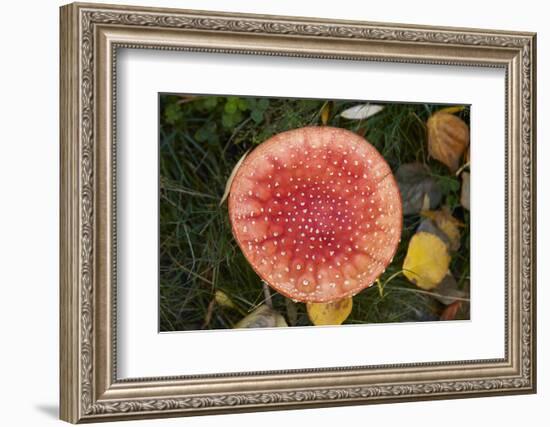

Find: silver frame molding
<box><xmin>60</xmin><ymin>2</ymin><xmax>537</xmax><ymax>423</ymax></box>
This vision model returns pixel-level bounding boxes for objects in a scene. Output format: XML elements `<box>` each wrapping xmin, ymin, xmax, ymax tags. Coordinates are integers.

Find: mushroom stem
<box><xmin>262</xmin><ymin>281</ymin><xmax>273</xmax><ymax>308</ymax></box>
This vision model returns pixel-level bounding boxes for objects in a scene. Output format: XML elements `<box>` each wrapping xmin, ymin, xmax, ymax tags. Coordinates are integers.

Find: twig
<box><xmin>182</xmin><ymin>224</ymin><xmax>196</xmax><ymax>271</ymax></box>
<box><xmin>170</xmin><ymin>258</ymin><xmax>214</xmax><ymax>286</ymax></box>
<box><xmin>202</xmin><ymin>299</ymin><xmax>215</xmax><ymax>329</ymax></box>
<box><xmin>176</xmin><ymin>95</ymin><xmax>199</xmax><ymax>104</ymax></box>
<box><xmin>391</xmin><ymin>286</ymin><xmax>471</xmax><ymax>302</ymax></box>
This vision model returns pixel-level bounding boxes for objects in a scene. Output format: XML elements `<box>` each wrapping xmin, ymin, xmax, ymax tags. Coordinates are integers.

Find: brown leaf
<box><xmin>437</xmin><ymin>106</ymin><xmax>466</xmax><ymax>115</ymax></box>
<box><xmin>440</xmin><ymin>300</ymin><xmax>462</xmax><ymax>321</ymax></box>
<box><xmin>396</xmin><ymin>163</ymin><xmax>443</xmax><ymax>215</ymax></box>
<box><xmin>356</xmin><ymin>126</ymin><xmax>368</xmax><ymax>137</ymax></box>
<box><xmin>202</xmin><ymin>299</ymin><xmax>215</xmax><ymax>329</ymax></box>
<box><xmin>427</xmin><ymin>112</ymin><xmax>470</xmax><ymax>172</ymax></box>
<box><xmin>421</xmin><ymin>207</ymin><xmax>462</xmax><ymax>251</ymax></box>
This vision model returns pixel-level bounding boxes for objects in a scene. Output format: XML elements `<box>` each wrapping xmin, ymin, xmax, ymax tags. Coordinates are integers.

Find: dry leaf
<box><xmin>396</xmin><ymin>163</ymin><xmax>443</xmax><ymax>215</ymax></box>
<box><xmin>440</xmin><ymin>300</ymin><xmax>462</xmax><ymax>321</ymax></box>
<box><xmin>340</xmin><ymin>104</ymin><xmax>384</xmax><ymax>120</ymax></box>
<box><xmin>203</xmin><ymin>299</ymin><xmax>215</xmax><ymax>328</ymax></box>
<box><xmin>461</xmin><ymin>171</ymin><xmax>470</xmax><ymax>210</ymax></box>
<box><xmin>403</xmin><ymin>232</ymin><xmax>450</xmax><ymax>290</ymax></box>
<box><xmin>417</xmin><ymin>218</ymin><xmax>450</xmax><ymax>247</ymax></box>
<box><xmin>320</xmin><ymin>102</ymin><xmax>331</xmax><ymax>125</ymax></box>
<box><xmin>219</xmin><ymin>149</ymin><xmax>251</xmax><ymax>206</ymax></box>
<box><xmin>421</xmin><ymin>207</ymin><xmax>462</xmax><ymax>251</ymax></box>
<box><xmin>307</xmin><ymin>297</ymin><xmax>353</xmax><ymax>326</ymax></box>
<box><xmin>427</xmin><ymin>112</ymin><xmax>470</xmax><ymax>172</ymax></box>
<box><xmin>421</xmin><ymin>193</ymin><xmax>431</xmax><ymax>211</ymax></box>
<box><xmin>234</xmin><ymin>304</ymin><xmax>288</xmax><ymax>329</ymax></box>
<box><xmin>214</xmin><ymin>290</ymin><xmax>237</xmax><ymax>309</ymax></box>
<box><xmin>436</xmin><ymin>105</ymin><xmax>465</xmax><ymax>115</ymax></box>
<box><xmin>356</xmin><ymin>126</ymin><xmax>368</xmax><ymax>137</ymax></box>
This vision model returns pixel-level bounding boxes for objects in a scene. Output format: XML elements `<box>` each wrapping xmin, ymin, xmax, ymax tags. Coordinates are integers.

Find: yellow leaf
<box><xmin>214</xmin><ymin>290</ymin><xmax>236</xmax><ymax>309</ymax></box>
<box><xmin>307</xmin><ymin>297</ymin><xmax>353</xmax><ymax>326</ymax></box>
<box><xmin>234</xmin><ymin>304</ymin><xmax>288</xmax><ymax>329</ymax></box>
<box><xmin>403</xmin><ymin>232</ymin><xmax>450</xmax><ymax>290</ymax></box>
<box><xmin>427</xmin><ymin>112</ymin><xmax>469</xmax><ymax>172</ymax></box>
<box><xmin>320</xmin><ymin>102</ymin><xmax>331</xmax><ymax>125</ymax></box>
<box><xmin>421</xmin><ymin>208</ymin><xmax>462</xmax><ymax>251</ymax></box>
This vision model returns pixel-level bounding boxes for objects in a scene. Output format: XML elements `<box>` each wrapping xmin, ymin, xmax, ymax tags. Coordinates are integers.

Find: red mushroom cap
<box><xmin>229</xmin><ymin>126</ymin><xmax>402</xmax><ymax>303</ymax></box>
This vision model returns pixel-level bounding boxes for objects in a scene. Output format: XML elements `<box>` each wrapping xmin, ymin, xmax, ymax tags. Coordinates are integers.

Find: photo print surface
<box><xmin>159</xmin><ymin>94</ymin><xmax>470</xmax><ymax>332</ymax></box>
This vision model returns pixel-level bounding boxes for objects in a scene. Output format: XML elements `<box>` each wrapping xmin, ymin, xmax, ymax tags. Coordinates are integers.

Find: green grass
<box><xmin>159</xmin><ymin>95</ymin><xmax>470</xmax><ymax>331</ymax></box>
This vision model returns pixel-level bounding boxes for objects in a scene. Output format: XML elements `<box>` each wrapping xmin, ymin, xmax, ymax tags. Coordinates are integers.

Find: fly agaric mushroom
<box><xmin>228</xmin><ymin>126</ymin><xmax>402</xmax><ymax>303</ymax></box>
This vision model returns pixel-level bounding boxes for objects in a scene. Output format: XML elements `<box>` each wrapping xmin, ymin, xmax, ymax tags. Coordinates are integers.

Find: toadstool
<box><xmin>228</xmin><ymin>126</ymin><xmax>402</xmax><ymax>303</ymax></box>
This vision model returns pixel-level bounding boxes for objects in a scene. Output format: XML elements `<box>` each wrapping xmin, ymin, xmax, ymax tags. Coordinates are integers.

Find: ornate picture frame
<box><xmin>60</xmin><ymin>2</ymin><xmax>536</xmax><ymax>423</ymax></box>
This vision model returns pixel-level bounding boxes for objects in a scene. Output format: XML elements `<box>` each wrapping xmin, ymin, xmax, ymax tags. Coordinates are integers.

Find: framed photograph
<box><xmin>60</xmin><ymin>2</ymin><xmax>536</xmax><ymax>423</ymax></box>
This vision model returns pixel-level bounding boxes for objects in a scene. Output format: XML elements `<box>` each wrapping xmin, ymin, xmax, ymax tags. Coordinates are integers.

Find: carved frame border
<box><xmin>60</xmin><ymin>2</ymin><xmax>536</xmax><ymax>423</ymax></box>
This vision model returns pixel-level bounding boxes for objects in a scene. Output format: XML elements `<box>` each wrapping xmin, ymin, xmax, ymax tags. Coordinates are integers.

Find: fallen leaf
<box><xmin>427</xmin><ymin>112</ymin><xmax>470</xmax><ymax>172</ymax></box>
<box><xmin>417</xmin><ymin>218</ymin><xmax>450</xmax><ymax>247</ymax></box>
<box><xmin>202</xmin><ymin>299</ymin><xmax>215</xmax><ymax>328</ymax></box>
<box><xmin>461</xmin><ymin>172</ymin><xmax>470</xmax><ymax>210</ymax></box>
<box><xmin>436</xmin><ymin>105</ymin><xmax>465</xmax><ymax>115</ymax></box>
<box><xmin>403</xmin><ymin>232</ymin><xmax>450</xmax><ymax>290</ymax></box>
<box><xmin>432</xmin><ymin>274</ymin><xmax>466</xmax><ymax>305</ymax></box>
<box><xmin>340</xmin><ymin>104</ymin><xmax>384</xmax><ymax>120</ymax></box>
<box><xmin>440</xmin><ymin>300</ymin><xmax>462</xmax><ymax>321</ymax></box>
<box><xmin>219</xmin><ymin>149</ymin><xmax>251</xmax><ymax>206</ymax></box>
<box><xmin>320</xmin><ymin>102</ymin><xmax>331</xmax><ymax>125</ymax></box>
<box><xmin>234</xmin><ymin>304</ymin><xmax>288</xmax><ymax>329</ymax></box>
<box><xmin>396</xmin><ymin>163</ymin><xmax>443</xmax><ymax>215</ymax></box>
<box><xmin>356</xmin><ymin>126</ymin><xmax>368</xmax><ymax>137</ymax></box>
<box><xmin>214</xmin><ymin>290</ymin><xmax>237</xmax><ymax>310</ymax></box>
<box><xmin>421</xmin><ymin>207</ymin><xmax>462</xmax><ymax>251</ymax></box>
<box><xmin>307</xmin><ymin>297</ymin><xmax>353</xmax><ymax>326</ymax></box>
<box><xmin>421</xmin><ymin>193</ymin><xmax>431</xmax><ymax>211</ymax></box>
